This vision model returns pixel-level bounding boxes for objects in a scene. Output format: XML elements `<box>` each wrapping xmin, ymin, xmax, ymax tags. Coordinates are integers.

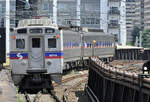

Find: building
<box><xmin>134</xmin><ymin>0</ymin><xmax>144</xmax><ymax>29</ymax></box>
<box><xmin>16</xmin><ymin>0</ymin><xmax>31</xmax><ymax>26</ymax></box>
<box><xmin>144</xmin><ymin>0</ymin><xmax>150</xmax><ymax>30</ymax></box>
<box><xmin>19</xmin><ymin>0</ymin><xmax>103</xmax><ymax>29</ymax></box>
<box><xmin>15</xmin><ymin>0</ymin><xmax>127</xmax><ymax>45</ymax></box>
<box><xmin>80</xmin><ymin>0</ymin><xmax>100</xmax><ymax>28</ymax></box>
<box><xmin>126</xmin><ymin>0</ymin><xmax>136</xmax><ymax>43</ymax></box>
<box><xmin>108</xmin><ymin>0</ymin><xmax>126</xmax><ymax>45</ymax></box>
<box><xmin>0</xmin><ymin>0</ymin><xmax>16</xmax><ymax>53</ymax></box>
<box><xmin>108</xmin><ymin>0</ymin><xmax>121</xmax><ymax>42</ymax></box>
<box><xmin>0</xmin><ymin>0</ymin><xmax>16</xmax><ymax>28</ymax></box>
<box><xmin>134</xmin><ymin>0</ymin><xmax>150</xmax><ymax>30</ymax></box>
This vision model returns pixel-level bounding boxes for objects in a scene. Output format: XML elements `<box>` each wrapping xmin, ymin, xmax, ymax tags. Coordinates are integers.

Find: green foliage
<box><xmin>16</xmin><ymin>88</ymin><xmax>24</xmax><ymax>102</ymax></box>
<box><xmin>18</xmin><ymin>97</ymin><xmax>24</xmax><ymax>102</ymax></box>
<box><xmin>131</xmin><ymin>26</ymin><xmax>141</xmax><ymax>46</ymax></box>
<box><xmin>126</xmin><ymin>42</ymin><xmax>133</xmax><ymax>46</ymax></box>
<box><xmin>142</xmin><ymin>29</ymin><xmax>150</xmax><ymax>48</ymax></box>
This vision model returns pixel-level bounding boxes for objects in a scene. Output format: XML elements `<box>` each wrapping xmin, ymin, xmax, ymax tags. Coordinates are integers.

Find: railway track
<box><xmin>53</xmin><ymin>73</ymin><xmax>88</xmax><ymax>87</ymax></box>
<box><xmin>24</xmin><ymin>90</ymin><xmax>61</xmax><ymax>102</ymax></box>
<box><xmin>22</xmin><ymin>71</ymin><xmax>88</xmax><ymax>102</ymax></box>
<box><xmin>24</xmin><ymin>91</ymin><xmax>46</xmax><ymax>102</ymax></box>
<box><xmin>53</xmin><ymin>73</ymin><xmax>88</xmax><ymax>102</ymax></box>
<box><xmin>109</xmin><ymin>60</ymin><xmax>143</xmax><ymax>73</ymax></box>
<box><xmin>63</xmin><ymin>78</ymin><xmax>88</xmax><ymax>102</ymax></box>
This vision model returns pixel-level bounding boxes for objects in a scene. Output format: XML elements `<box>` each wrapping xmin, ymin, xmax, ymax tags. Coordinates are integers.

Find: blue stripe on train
<box><xmin>45</xmin><ymin>52</ymin><xmax>64</xmax><ymax>57</ymax></box>
<box><xmin>10</xmin><ymin>53</ymin><xmax>28</xmax><ymax>59</ymax></box>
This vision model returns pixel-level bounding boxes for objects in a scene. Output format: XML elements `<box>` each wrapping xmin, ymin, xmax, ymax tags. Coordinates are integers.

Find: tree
<box><xmin>131</xmin><ymin>26</ymin><xmax>141</xmax><ymax>46</ymax></box>
<box><xmin>142</xmin><ymin>29</ymin><xmax>150</xmax><ymax>48</ymax></box>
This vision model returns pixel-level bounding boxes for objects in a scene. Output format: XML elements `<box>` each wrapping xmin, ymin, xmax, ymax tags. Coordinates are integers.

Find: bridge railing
<box><xmin>86</xmin><ymin>57</ymin><xmax>150</xmax><ymax>102</ymax></box>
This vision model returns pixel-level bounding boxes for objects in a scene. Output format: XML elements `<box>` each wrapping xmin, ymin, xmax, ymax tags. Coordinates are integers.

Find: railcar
<box><xmin>63</xmin><ymin>29</ymin><xmax>115</xmax><ymax>69</ymax></box>
<box><xmin>10</xmin><ymin>18</ymin><xmax>115</xmax><ymax>93</ymax></box>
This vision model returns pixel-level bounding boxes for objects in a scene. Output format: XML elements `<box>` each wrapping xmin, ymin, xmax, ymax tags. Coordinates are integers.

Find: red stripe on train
<box><xmin>9</xmin><ymin>57</ymin><xmax>28</xmax><ymax>59</ymax></box>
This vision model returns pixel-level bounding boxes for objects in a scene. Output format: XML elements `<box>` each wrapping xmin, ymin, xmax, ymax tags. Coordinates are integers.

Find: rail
<box><xmin>63</xmin><ymin>78</ymin><xmax>88</xmax><ymax>102</ymax></box>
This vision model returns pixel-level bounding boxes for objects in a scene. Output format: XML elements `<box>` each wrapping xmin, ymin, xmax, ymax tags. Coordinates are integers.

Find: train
<box><xmin>9</xmin><ymin>18</ymin><xmax>115</xmax><ymax>93</ymax></box>
<box><xmin>0</xmin><ymin>28</ymin><xmax>6</xmax><ymax>70</ymax></box>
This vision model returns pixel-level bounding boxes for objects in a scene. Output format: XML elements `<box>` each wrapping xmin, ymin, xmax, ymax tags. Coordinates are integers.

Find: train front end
<box><xmin>10</xmin><ymin>19</ymin><xmax>63</xmax><ymax>92</ymax></box>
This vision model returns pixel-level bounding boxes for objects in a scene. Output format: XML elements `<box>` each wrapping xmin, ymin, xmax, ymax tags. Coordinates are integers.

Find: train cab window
<box><xmin>29</xmin><ymin>28</ymin><xmax>43</xmax><ymax>33</ymax></box>
<box><xmin>17</xmin><ymin>28</ymin><xmax>27</xmax><ymax>34</ymax></box>
<box><xmin>48</xmin><ymin>38</ymin><xmax>56</xmax><ymax>48</ymax></box>
<box><xmin>16</xmin><ymin>39</ymin><xmax>25</xmax><ymax>49</ymax></box>
<box><xmin>32</xmin><ymin>38</ymin><xmax>40</xmax><ymax>48</ymax></box>
<box><xmin>45</xmin><ymin>28</ymin><xmax>55</xmax><ymax>33</ymax></box>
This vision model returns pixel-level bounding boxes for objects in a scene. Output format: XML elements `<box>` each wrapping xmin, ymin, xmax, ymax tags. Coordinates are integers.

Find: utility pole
<box><xmin>6</xmin><ymin>0</ymin><xmax>10</xmax><ymax>53</ymax></box>
<box><xmin>139</xmin><ymin>31</ymin><xmax>142</xmax><ymax>47</ymax></box>
<box><xmin>76</xmin><ymin>0</ymin><xmax>80</xmax><ymax>26</ymax></box>
<box><xmin>48</xmin><ymin>0</ymin><xmax>51</xmax><ymax>18</ymax></box>
<box><xmin>135</xmin><ymin>36</ymin><xmax>138</xmax><ymax>47</ymax></box>
<box><xmin>120</xmin><ymin>0</ymin><xmax>126</xmax><ymax>46</ymax></box>
<box><xmin>53</xmin><ymin>0</ymin><xmax>57</xmax><ymax>24</ymax></box>
<box><xmin>38</xmin><ymin>0</ymin><xmax>42</xmax><ymax>16</ymax></box>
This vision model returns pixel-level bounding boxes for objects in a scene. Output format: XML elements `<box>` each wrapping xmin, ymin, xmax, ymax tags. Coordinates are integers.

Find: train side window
<box><xmin>32</xmin><ymin>38</ymin><xmax>40</xmax><ymax>48</ymax></box>
<box><xmin>48</xmin><ymin>38</ymin><xmax>56</xmax><ymax>48</ymax></box>
<box><xmin>16</xmin><ymin>39</ymin><xmax>25</xmax><ymax>49</ymax></box>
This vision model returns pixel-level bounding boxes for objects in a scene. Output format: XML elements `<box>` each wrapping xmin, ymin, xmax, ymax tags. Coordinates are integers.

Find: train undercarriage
<box><xmin>12</xmin><ymin>74</ymin><xmax>54</xmax><ymax>94</ymax></box>
<box><xmin>11</xmin><ymin>59</ymin><xmax>92</xmax><ymax>94</ymax></box>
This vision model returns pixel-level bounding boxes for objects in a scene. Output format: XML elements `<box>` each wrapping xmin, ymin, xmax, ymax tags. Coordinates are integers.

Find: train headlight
<box><xmin>47</xmin><ymin>61</ymin><xmax>51</xmax><ymax>65</ymax></box>
<box><xmin>144</xmin><ymin>67</ymin><xmax>147</xmax><ymax>70</ymax></box>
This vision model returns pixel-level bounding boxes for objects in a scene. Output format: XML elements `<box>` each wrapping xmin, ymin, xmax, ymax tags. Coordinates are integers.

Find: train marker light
<box><xmin>12</xmin><ymin>35</ymin><xmax>16</xmax><ymax>39</ymax></box>
<box><xmin>56</xmin><ymin>34</ymin><xmax>60</xmax><ymax>39</ymax></box>
<box><xmin>93</xmin><ymin>40</ymin><xmax>96</xmax><ymax>48</ymax></box>
<box><xmin>93</xmin><ymin>40</ymin><xmax>96</xmax><ymax>45</ymax></box>
<box><xmin>92</xmin><ymin>40</ymin><xmax>96</xmax><ymax>56</ymax></box>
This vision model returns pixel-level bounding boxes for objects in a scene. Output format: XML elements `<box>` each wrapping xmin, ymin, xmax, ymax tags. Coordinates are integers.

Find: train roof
<box><xmin>15</xmin><ymin>26</ymin><xmax>58</xmax><ymax>30</ymax></box>
<box><xmin>62</xmin><ymin>30</ymin><xmax>113</xmax><ymax>36</ymax></box>
<box><xmin>84</xmin><ymin>32</ymin><xmax>113</xmax><ymax>36</ymax></box>
<box><xmin>116</xmin><ymin>45</ymin><xmax>143</xmax><ymax>49</ymax></box>
<box><xmin>18</xmin><ymin>19</ymin><xmax>58</xmax><ymax>28</ymax></box>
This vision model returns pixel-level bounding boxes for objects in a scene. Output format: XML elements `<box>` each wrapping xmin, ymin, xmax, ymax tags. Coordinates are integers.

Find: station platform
<box><xmin>0</xmin><ymin>70</ymin><xmax>17</xmax><ymax>102</ymax></box>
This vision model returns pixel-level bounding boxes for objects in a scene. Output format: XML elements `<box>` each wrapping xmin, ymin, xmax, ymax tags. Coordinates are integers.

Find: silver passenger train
<box><xmin>10</xmin><ymin>18</ymin><xmax>115</xmax><ymax>92</ymax></box>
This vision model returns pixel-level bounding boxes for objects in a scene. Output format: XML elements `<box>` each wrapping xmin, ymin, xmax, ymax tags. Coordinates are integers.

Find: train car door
<box><xmin>29</xmin><ymin>37</ymin><xmax>44</xmax><ymax>68</ymax></box>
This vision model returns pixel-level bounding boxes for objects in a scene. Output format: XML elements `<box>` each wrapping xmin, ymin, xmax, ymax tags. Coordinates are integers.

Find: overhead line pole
<box><xmin>6</xmin><ymin>0</ymin><xmax>10</xmax><ymax>53</ymax></box>
<box><xmin>76</xmin><ymin>0</ymin><xmax>81</xmax><ymax>26</ymax></box>
<box><xmin>53</xmin><ymin>0</ymin><xmax>57</xmax><ymax>24</ymax></box>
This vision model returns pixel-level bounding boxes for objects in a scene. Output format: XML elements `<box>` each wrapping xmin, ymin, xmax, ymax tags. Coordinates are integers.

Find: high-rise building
<box><xmin>24</xmin><ymin>0</ymin><xmax>102</xmax><ymax>29</ymax></box>
<box><xmin>134</xmin><ymin>0</ymin><xmax>150</xmax><ymax>30</ymax></box>
<box><xmin>15</xmin><ymin>0</ymin><xmax>127</xmax><ymax>45</ymax></box>
<box><xmin>126</xmin><ymin>0</ymin><xmax>136</xmax><ymax>43</ymax></box>
<box><xmin>16</xmin><ymin>0</ymin><xmax>30</xmax><ymax>26</ymax></box>
<box><xmin>107</xmin><ymin>0</ymin><xmax>126</xmax><ymax>45</ymax></box>
<box><xmin>108</xmin><ymin>0</ymin><xmax>121</xmax><ymax>42</ymax></box>
<box><xmin>0</xmin><ymin>0</ymin><xmax>16</xmax><ymax>28</ymax></box>
<box><xmin>134</xmin><ymin>0</ymin><xmax>144</xmax><ymax>29</ymax></box>
<box><xmin>144</xmin><ymin>0</ymin><xmax>150</xmax><ymax>30</ymax></box>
